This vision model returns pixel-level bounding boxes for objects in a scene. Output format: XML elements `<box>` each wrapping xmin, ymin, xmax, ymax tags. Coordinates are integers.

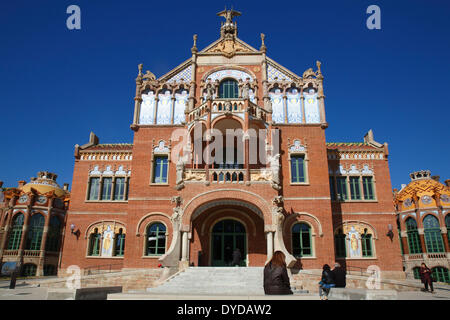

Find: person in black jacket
<box><xmin>263</xmin><ymin>251</ymin><xmax>293</xmax><ymax>295</ymax></box>
<box><xmin>319</xmin><ymin>264</ymin><xmax>335</xmax><ymax>300</ymax></box>
<box><xmin>332</xmin><ymin>262</ymin><xmax>346</xmax><ymax>288</ymax></box>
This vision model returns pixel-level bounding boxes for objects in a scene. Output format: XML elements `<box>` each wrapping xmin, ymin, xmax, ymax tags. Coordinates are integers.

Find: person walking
<box><xmin>419</xmin><ymin>263</ymin><xmax>434</xmax><ymax>293</ymax></box>
<box><xmin>263</xmin><ymin>251</ymin><xmax>293</xmax><ymax>295</ymax></box>
<box><xmin>332</xmin><ymin>262</ymin><xmax>346</xmax><ymax>288</ymax></box>
<box><xmin>232</xmin><ymin>248</ymin><xmax>242</xmax><ymax>266</ymax></box>
<box><xmin>319</xmin><ymin>264</ymin><xmax>335</xmax><ymax>300</ymax></box>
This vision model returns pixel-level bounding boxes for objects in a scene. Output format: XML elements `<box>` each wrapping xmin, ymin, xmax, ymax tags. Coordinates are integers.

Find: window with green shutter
<box><xmin>88</xmin><ymin>229</ymin><xmax>101</xmax><ymax>256</ymax></box>
<box><xmin>446</xmin><ymin>214</ymin><xmax>450</xmax><ymax>248</ymax></box>
<box><xmin>412</xmin><ymin>267</ymin><xmax>421</xmax><ymax>280</ymax></box>
<box><xmin>153</xmin><ymin>156</ymin><xmax>168</xmax><ymax>183</ymax></box>
<box><xmin>349</xmin><ymin>177</ymin><xmax>361</xmax><ymax>200</ymax></box>
<box><xmin>25</xmin><ymin>214</ymin><xmax>45</xmax><ymax>251</ymax></box>
<box><xmin>431</xmin><ymin>267</ymin><xmax>449</xmax><ymax>283</ymax></box>
<box><xmin>292</xmin><ymin>223</ymin><xmax>312</xmax><ymax>257</ymax></box>
<box><xmin>114</xmin><ymin>177</ymin><xmax>126</xmax><ymax>201</ymax></box>
<box><xmin>336</xmin><ymin>177</ymin><xmax>348</xmax><ymax>201</ymax></box>
<box><xmin>114</xmin><ymin>229</ymin><xmax>125</xmax><ymax>256</ymax></box>
<box><xmin>423</xmin><ymin>215</ymin><xmax>445</xmax><ymax>253</ymax></box>
<box><xmin>291</xmin><ymin>155</ymin><xmax>305</xmax><ymax>183</ymax></box>
<box><xmin>88</xmin><ymin>177</ymin><xmax>100</xmax><ymax>200</ymax></box>
<box><xmin>361</xmin><ymin>230</ymin><xmax>373</xmax><ymax>257</ymax></box>
<box><xmin>406</xmin><ymin>218</ymin><xmax>422</xmax><ymax>254</ymax></box>
<box><xmin>101</xmin><ymin>177</ymin><xmax>113</xmax><ymax>200</ymax></box>
<box><xmin>146</xmin><ymin>223</ymin><xmax>166</xmax><ymax>256</ymax></box>
<box><xmin>219</xmin><ymin>79</ymin><xmax>239</xmax><ymax>98</ymax></box>
<box><xmin>362</xmin><ymin>176</ymin><xmax>375</xmax><ymax>200</ymax></box>
<box><xmin>7</xmin><ymin>213</ymin><xmax>24</xmax><ymax>250</ymax></box>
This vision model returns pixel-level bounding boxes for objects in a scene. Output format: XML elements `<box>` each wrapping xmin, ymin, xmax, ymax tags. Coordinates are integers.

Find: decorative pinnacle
<box><xmin>138</xmin><ymin>63</ymin><xmax>143</xmax><ymax>76</ymax></box>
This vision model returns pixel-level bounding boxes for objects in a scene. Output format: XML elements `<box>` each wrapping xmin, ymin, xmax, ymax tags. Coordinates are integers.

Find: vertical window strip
<box><xmin>361</xmin><ymin>233</ymin><xmax>372</xmax><ymax>257</ymax></box>
<box><xmin>153</xmin><ymin>156</ymin><xmax>168</xmax><ymax>183</ymax></box>
<box><xmin>114</xmin><ymin>233</ymin><xmax>125</xmax><ymax>256</ymax></box>
<box><xmin>114</xmin><ymin>177</ymin><xmax>125</xmax><ymax>201</ymax></box>
<box><xmin>336</xmin><ymin>177</ymin><xmax>348</xmax><ymax>200</ymax></box>
<box><xmin>406</xmin><ymin>219</ymin><xmax>422</xmax><ymax>254</ymax></box>
<box><xmin>7</xmin><ymin>215</ymin><xmax>24</xmax><ymax>250</ymax></box>
<box><xmin>101</xmin><ymin>178</ymin><xmax>112</xmax><ymax>200</ymax></box>
<box><xmin>88</xmin><ymin>177</ymin><xmax>100</xmax><ymax>200</ymax></box>
<box><xmin>329</xmin><ymin>176</ymin><xmax>336</xmax><ymax>201</ymax></box>
<box><xmin>292</xmin><ymin>223</ymin><xmax>312</xmax><ymax>257</ymax></box>
<box><xmin>291</xmin><ymin>156</ymin><xmax>305</xmax><ymax>183</ymax></box>
<box><xmin>363</xmin><ymin>177</ymin><xmax>374</xmax><ymax>200</ymax></box>
<box><xmin>335</xmin><ymin>232</ymin><xmax>346</xmax><ymax>257</ymax></box>
<box><xmin>350</xmin><ymin>177</ymin><xmax>361</xmax><ymax>200</ymax></box>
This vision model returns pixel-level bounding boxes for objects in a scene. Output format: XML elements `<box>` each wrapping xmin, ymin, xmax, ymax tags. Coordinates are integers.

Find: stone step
<box><xmin>147</xmin><ymin>267</ymin><xmax>266</xmax><ymax>296</ymax></box>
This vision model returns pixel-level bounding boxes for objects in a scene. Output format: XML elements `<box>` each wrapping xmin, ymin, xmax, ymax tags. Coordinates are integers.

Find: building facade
<box><xmin>60</xmin><ymin>10</ymin><xmax>404</xmax><ymax>279</ymax></box>
<box><xmin>394</xmin><ymin>171</ymin><xmax>450</xmax><ymax>283</ymax></box>
<box><xmin>0</xmin><ymin>172</ymin><xmax>69</xmax><ymax>277</ymax></box>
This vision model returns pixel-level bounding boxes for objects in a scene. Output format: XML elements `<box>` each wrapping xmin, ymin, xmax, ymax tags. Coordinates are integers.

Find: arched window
<box><xmin>361</xmin><ymin>228</ymin><xmax>373</xmax><ymax>257</ymax></box>
<box><xmin>292</xmin><ymin>223</ymin><xmax>312</xmax><ymax>257</ymax></box>
<box><xmin>219</xmin><ymin>79</ymin><xmax>239</xmax><ymax>98</ymax></box>
<box><xmin>334</xmin><ymin>228</ymin><xmax>346</xmax><ymax>258</ymax></box>
<box><xmin>423</xmin><ymin>215</ymin><xmax>444</xmax><ymax>253</ymax></box>
<box><xmin>21</xmin><ymin>264</ymin><xmax>37</xmax><ymax>277</ymax></box>
<box><xmin>146</xmin><ymin>223</ymin><xmax>166</xmax><ymax>256</ymax></box>
<box><xmin>44</xmin><ymin>264</ymin><xmax>57</xmax><ymax>276</ymax></box>
<box><xmin>46</xmin><ymin>216</ymin><xmax>62</xmax><ymax>252</ymax></box>
<box><xmin>431</xmin><ymin>267</ymin><xmax>450</xmax><ymax>283</ymax></box>
<box><xmin>405</xmin><ymin>218</ymin><xmax>422</xmax><ymax>254</ymax></box>
<box><xmin>88</xmin><ymin>228</ymin><xmax>101</xmax><ymax>256</ymax></box>
<box><xmin>114</xmin><ymin>228</ymin><xmax>126</xmax><ymax>257</ymax></box>
<box><xmin>7</xmin><ymin>213</ymin><xmax>24</xmax><ymax>250</ymax></box>
<box><xmin>26</xmin><ymin>214</ymin><xmax>45</xmax><ymax>250</ymax></box>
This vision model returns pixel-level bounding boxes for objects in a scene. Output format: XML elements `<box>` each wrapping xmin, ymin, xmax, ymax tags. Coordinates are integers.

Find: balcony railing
<box><xmin>183</xmin><ymin>167</ymin><xmax>271</xmax><ymax>185</ymax></box>
<box><xmin>23</xmin><ymin>250</ymin><xmax>41</xmax><ymax>257</ymax></box>
<box><xmin>187</xmin><ymin>99</ymin><xmax>268</xmax><ymax>123</ymax></box>
<box><xmin>211</xmin><ymin>169</ymin><xmax>246</xmax><ymax>183</ymax></box>
<box><xmin>3</xmin><ymin>250</ymin><xmax>18</xmax><ymax>256</ymax></box>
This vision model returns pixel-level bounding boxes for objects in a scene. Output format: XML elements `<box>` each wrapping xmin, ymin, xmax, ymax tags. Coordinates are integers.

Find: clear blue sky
<box><xmin>0</xmin><ymin>0</ymin><xmax>449</xmax><ymax>190</ymax></box>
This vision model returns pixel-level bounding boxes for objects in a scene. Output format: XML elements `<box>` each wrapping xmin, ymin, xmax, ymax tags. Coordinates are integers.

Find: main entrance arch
<box><xmin>211</xmin><ymin>219</ymin><xmax>247</xmax><ymax>266</ymax></box>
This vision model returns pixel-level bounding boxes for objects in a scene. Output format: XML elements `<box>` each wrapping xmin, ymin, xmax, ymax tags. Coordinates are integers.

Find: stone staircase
<box><xmin>146</xmin><ymin>267</ymin><xmax>265</xmax><ymax>296</ymax></box>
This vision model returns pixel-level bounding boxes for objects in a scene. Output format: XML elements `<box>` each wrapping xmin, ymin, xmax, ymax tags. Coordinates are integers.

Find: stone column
<box><xmin>441</xmin><ymin>228</ymin><xmax>450</xmax><ymax>252</ymax></box>
<box><xmin>205</xmin><ymin>100</ymin><xmax>212</xmax><ymax>183</ymax></box>
<box><xmin>266</xmin><ymin>231</ymin><xmax>274</xmax><ymax>261</ymax></box>
<box><xmin>418</xmin><ymin>229</ymin><xmax>427</xmax><ymax>254</ymax></box>
<box><xmin>300</xmin><ymin>89</ymin><xmax>306</xmax><ymax>124</ymax></box>
<box><xmin>181</xmin><ymin>231</ymin><xmax>188</xmax><ymax>261</ymax></box>
<box><xmin>37</xmin><ymin>205</ymin><xmax>52</xmax><ymax>276</ymax></box>
<box><xmin>244</xmin><ymin>99</ymin><xmax>250</xmax><ymax>183</ymax></box>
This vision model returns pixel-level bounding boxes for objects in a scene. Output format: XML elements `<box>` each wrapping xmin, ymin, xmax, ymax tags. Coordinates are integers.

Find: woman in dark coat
<box><xmin>419</xmin><ymin>263</ymin><xmax>434</xmax><ymax>293</ymax></box>
<box><xmin>319</xmin><ymin>264</ymin><xmax>335</xmax><ymax>300</ymax></box>
<box><xmin>264</xmin><ymin>251</ymin><xmax>293</xmax><ymax>295</ymax></box>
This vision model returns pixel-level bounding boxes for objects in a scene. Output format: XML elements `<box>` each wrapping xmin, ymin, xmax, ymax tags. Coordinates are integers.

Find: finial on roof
<box><xmin>316</xmin><ymin>61</ymin><xmax>322</xmax><ymax>74</ymax></box>
<box><xmin>260</xmin><ymin>33</ymin><xmax>266</xmax><ymax>52</ymax></box>
<box><xmin>138</xmin><ymin>63</ymin><xmax>143</xmax><ymax>77</ymax></box>
<box><xmin>217</xmin><ymin>8</ymin><xmax>241</xmax><ymax>38</ymax></box>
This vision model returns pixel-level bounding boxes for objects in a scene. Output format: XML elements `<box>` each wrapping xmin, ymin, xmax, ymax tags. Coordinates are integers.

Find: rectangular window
<box><xmin>361</xmin><ymin>234</ymin><xmax>373</xmax><ymax>257</ymax></box>
<box><xmin>336</xmin><ymin>177</ymin><xmax>348</xmax><ymax>201</ymax></box>
<box><xmin>363</xmin><ymin>177</ymin><xmax>375</xmax><ymax>200</ymax></box>
<box><xmin>290</xmin><ymin>155</ymin><xmax>305</xmax><ymax>183</ymax></box>
<box><xmin>101</xmin><ymin>178</ymin><xmax>113</xmax><ymax>200</ymax></box>
<box><xmin>153</xmin><ymin>156</ymin><xmax>168</xmax><ymax>183</ymax></box>
<box><xmin>329</xmin><ymin>176</ymin><xmax>336</xmax><ymax>201</ymax></box>
<box><xmin>88</xmin><ymin>177</ymin><xmax>100</xmax><ymax>200</ymax></box>
<box><xmin>349</xmin><ymin>177</ymin><xmax>361</xmax><ymax>200</ymax></box>
<box><xmin>114</xmin><ymin>178</ymin><xmax>126</xmax><ymax>201</ymax></box>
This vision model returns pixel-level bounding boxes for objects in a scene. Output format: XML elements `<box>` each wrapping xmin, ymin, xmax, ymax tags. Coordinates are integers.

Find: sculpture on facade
<box><xmin>175</xmin><ymin>157</ymin><xmax>185</xmax><ymax>190</ymax></box>
<box><xmin>268</xmin><ymin>153</ymin><xmax>281</xmax><ymax>190</ymax></box>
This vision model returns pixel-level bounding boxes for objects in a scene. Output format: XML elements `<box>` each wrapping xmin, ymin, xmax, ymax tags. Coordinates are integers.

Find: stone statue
<box><xmin>171</xmin><ymin>206</ymin><xmax>183</xmax><ymax>223</ymax></box>
<box><xmin>205</xmin><ymin>83</ymin><xmax>214</xmax><ymax>100</ymax></box>
<box><xmin>242</xmin><ymin>83</ymin><xmax>250</xmax><ymax>99</ymax></box>
<box><xmin>268</xmin><ymin>153</ymin><xmax>281</xmax><ymax>190</ymax></box>
<box><xmin>176</xmin><ymin>157</ymin><xmax>185</xmax><ymax>186</ymax></box>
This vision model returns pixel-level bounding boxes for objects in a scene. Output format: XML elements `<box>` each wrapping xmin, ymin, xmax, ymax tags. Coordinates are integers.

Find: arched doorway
<box><xmin>211</xmin><ymin>219</ymin><xmax>247</xmax><ymax>266</ymax></box>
